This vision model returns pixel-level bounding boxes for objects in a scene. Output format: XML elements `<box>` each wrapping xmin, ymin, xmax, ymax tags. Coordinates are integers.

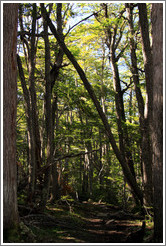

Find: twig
<box><xmin>65</xmin><ymin>8</ymin><xmax>103</xmax><ymax>37</ymax></box>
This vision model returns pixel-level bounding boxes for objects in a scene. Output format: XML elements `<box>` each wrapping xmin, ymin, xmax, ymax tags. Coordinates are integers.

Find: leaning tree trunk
<box><xmin>41</xmin><ymin>4</ymin><xmax>144</xmax><ymax>205</ymax></box>
<box><xmin>151</xmin><ymin>3</ymin><xmax>163</xmax><ymax>243</ymax></box>
<box><xmin>3</xmin><ymin>3</ymin><xmax>19</xmax><ymax>233</ymax></box>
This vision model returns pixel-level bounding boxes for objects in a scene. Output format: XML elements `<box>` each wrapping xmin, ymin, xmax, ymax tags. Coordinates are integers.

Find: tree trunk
<box><xmin>103</xmin><ymin>4</ymin><xmax>136</xmax><ymax>181</ymax></box>
<box><xmin>40</xmin><ymin>6</ymin><xmax>53</xmax><ymax>208</ymax></box>
<box><xmin>110</xmin><ymin>54</ymin><xmax>136</xmax><ymax>179</ymax></box>
<box><xmin>151</xmin><ymin>3</ymin><xmax>163</xmax><ymax>242</ymax></box>
<box><xmin>138</xmin><ymin>3</ymin><xmax>153</xmax><ymax>207</ymax></box>
<box><xmin>126</xmin><ymin>3</ymin><xmax>153</xmax><ymax>207</ymax></box>
<box><xmin>17</xmin><ymin>54</ymin><xmax>36</xmax><ymax>199</ymax></box>
<box><xmin>28</xmin><ymin>4</ymin><xmax>39</xmax><ymax>198</ymax></box>
<box><xmin>3</xmin><ymin>3</ymin><xmax>19</xmax><ymax>232</ymax></box>
<box><xmin>45</xmin><ymin>3</ymin><xmax>65</xmax><ymax>203</ymax></box>
<box><xmin>17</xmin><ymin>4</ymin><xmax>42</xmax><ymax>202</ymax></box>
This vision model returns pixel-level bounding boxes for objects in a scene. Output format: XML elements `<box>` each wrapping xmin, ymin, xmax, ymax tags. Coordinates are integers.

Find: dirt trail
<box><xmin>20</xmin><ymin>201</ymin><xmax>152</xmax><ymax>243</ymax></box>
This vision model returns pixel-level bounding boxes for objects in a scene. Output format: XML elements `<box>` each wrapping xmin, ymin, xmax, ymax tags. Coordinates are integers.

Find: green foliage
<box><xmin>17</xmin><ymin>3</ymin><xmax>151</xmax><ymax>210</ymax></box>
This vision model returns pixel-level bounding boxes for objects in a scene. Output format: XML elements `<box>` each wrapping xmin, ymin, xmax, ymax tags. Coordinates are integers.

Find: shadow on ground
<box><xmin>17</xmin><ymin>201</ymin><xmax>153</xmax><ymax>243</ymax></box>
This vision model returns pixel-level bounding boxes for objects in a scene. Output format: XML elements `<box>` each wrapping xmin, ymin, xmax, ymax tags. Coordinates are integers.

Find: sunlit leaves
<box><xmin>17</xmin><ymin>3</ymin><xmax>152</xmax><ymax>205</ymax></box>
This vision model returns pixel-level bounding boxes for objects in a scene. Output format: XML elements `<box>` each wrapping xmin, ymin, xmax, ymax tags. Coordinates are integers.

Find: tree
<box><xmin>151</xmin><ymin>3</ymin><xmax>163</xmax><ymax>242</ymax></box>
<box><xmin>18</xmin><ymin>4</ymin><xmax>42</xmax><ymax>202</ymax></box>
<box><xmin>17</xmin><ymin>3</ymin><xmax>70</xmax><ymax>206</ymax></box>
<box><xmin>41</xmin><ymin>3</ymin><xmax>143</xmax><ymax>205</ymax></box>
<box><xmin>102</xmin><ymin>3</ymin><xmax>136</xmax><ymax>185</ymax></box>
<box><xmin>3</xmin><ymin>3</ymin><xmax>19</xmax><ymax>233</ymax></box>
<box><xmin>16</xmin><ymin>4</ymin><xmax>162</xmax><ymax>224</ymax></box>
<box><xmin>125</xmin><ymin>3</ymin><xmax>153</xmax><ymax>208</ymax></box>
<box><xmin>138</xmin><ymin>3</ymin><xmax>153</xmax><ymax>208</ymax></box>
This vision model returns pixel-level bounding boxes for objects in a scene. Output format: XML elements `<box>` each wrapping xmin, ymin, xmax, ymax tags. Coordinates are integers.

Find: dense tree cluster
<box><xmin>3</xmin><ymin>3</ymin><xmax>163</xmax><ymax>243</ymax></box>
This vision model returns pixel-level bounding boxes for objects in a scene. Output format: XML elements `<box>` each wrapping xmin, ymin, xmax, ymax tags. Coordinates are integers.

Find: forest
<box><xmin>3</xmin><ymin>2</ymin><xmax>163</xmax><ymax>244</ymax></box>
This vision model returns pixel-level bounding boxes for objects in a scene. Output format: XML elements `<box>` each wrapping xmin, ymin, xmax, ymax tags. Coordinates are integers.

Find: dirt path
<box><xmin>20</xmin><ymin>201</ymin><xmax>152</xmax><ymax>243</ymax></box>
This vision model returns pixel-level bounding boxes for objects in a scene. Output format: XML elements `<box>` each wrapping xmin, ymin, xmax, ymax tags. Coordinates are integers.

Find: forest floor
<box><xmin>17</xmin><ymin>200</ymin><xmax>153</xmax><ymax>243</ymax></box>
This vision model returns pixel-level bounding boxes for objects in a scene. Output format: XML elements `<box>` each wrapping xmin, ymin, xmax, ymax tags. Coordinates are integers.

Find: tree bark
<box><xmin>151</xmin><ymin>3</ymin><xmax>163</xmax><ymax>242</ymax></box>
<box><xmin>3</xmin><ymin>3</ymin><xmax>19</xmax><ymax>232</ymax></box>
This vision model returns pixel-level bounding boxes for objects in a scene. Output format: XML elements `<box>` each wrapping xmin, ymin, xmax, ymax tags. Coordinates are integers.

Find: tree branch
<box><xmin>115</xmin><ymin>43</ymin><xmax>128</xmax><ymax>62</ymax></box>
<box><xmin>55</xmin><ymin>148</ymin><xmax>100</xmax><ymax>161</ymax></box>
<box><xmin>38</xmin><ymin>149</ymin><xmax>100</xmax><ymax>174</ymax></box>
<box><xmin>121</xmin><ymin>80</ymin><xmax>133</xmax><ymax>94</ymax></box>
<box><xmin>65</xmin><ymin>9</ymin><xmax>103</xmax><ymax>37</ymax></box>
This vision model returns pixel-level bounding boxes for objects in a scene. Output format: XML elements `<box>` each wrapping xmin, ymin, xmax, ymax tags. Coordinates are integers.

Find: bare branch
<box><xmin>55</xmin><ymin>148</ymin><xmax>100</xmax><ymax>161</ymax></box>
<box><xmin>65</xmin><ymin>9</ymin><xmax>103</xmax><ymax>37</ymax></box>
<box><xmin>121</xmin><ymin>80</ymin><xmax>133</xmax><ymax>94</ymax></box>
<box><xmin>38</xmin><ymin>149</ymin><xmax>100</xmax><ymax>175</ymax></box>
<box><xmin>115</xmin><ymin>43</ymin><xmax>128</xmax><ymax>62</ymax></box>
